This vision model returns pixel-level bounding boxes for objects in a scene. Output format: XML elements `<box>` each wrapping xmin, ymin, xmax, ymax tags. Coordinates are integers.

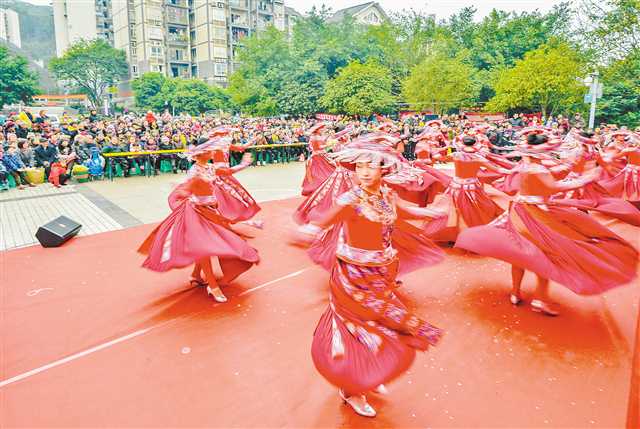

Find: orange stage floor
<box><xmin>1</xmin><ymin>198</ymin><xmax>638</xmax><ymax>427</ymax></box>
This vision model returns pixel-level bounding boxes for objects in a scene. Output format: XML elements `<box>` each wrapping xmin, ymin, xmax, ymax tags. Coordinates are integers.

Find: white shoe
<box><xmin>339</xmin><ymin>390</ymin><xmax>376</xmax><ymax>417</ymax></box>
<box><xmin>207</xmin><ymin>286</ymin><xmax>227</xmax><ymax>303</ymax></box>
<box><xmin>373</xmin><ymin>384</ymin><xmax>388</xmax><ymax>395</ymax></box>
<box><xmin>510</xmin><ymin>293</ymin><xmax>522</xmax><ymax>305</ymax></box>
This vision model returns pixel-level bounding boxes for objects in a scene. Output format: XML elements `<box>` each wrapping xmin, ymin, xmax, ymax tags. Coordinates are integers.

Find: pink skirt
<box><xmin>311</xmin><ymin>259</ymin><xmax>442</xmax><ymax>394</ymax></box>
<box><xmin>213</xmin><ymin>175</ymin><xmax>261</xmax><ymax>223</ymax></box>
<box><xmin>294</xmin><ymin>168</ymin><xmax>354</xmax><ymax>225</ymax></box>
<box><xmin>455</xmin><ymin>201</ymin><xmax>638</xmax><ymax>295</ymax></box>
<box><xmin>389</xmin><ymin>166</ymin><xmax>451</xmax><ymax>207</ymax></box>
<box><xmin>138</xmin><ymin>200</ymin><xmax>259</xmax><ymax>281</ymax></box>
<box><xmin>301</xmin><ymin>153</ymin><xmax>335</xmax><ymax>196</ymax></box>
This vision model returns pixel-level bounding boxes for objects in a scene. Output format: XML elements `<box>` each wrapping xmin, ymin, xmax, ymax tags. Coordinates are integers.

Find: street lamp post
<box><xmin>585</xmin><ymin>71</ymin><xmax>600</xmax><ymax>130</ymax></box>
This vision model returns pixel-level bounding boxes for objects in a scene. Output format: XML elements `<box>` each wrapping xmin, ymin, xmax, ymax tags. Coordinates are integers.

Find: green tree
<box><xmin>49</xmin><ymin>39</ymin><xmax>128</xmax><ymax>108</ymax></box>
<box><xmin>598</xmin><ymin>49</ymin><xmax>640</xmax><ymax>126</ymax></box>
<box><xmin>402</xmin><ymin>51</ymin><xmax>479</xmax><ymax>115</ymax></box>
<box><xmin>275</xmin><ymin>60</ymin><xmax>327</xmax><ymax>116</ymax></box>
<box><xmin>321</xmin><ymin>60</ymin><xmax>395</xmax><ymax>116</ymax></box>
<box><xmin>486</xmin><ymin>42</ymin><xmax>586</xmax><ymax>117</ymax></box>
<box><xmin>579</xmin><ymin>0</ymin><xmax>640</xmax><ymax>60</ymax></box>
<box><xmin>162</xmin><ymin>79</ymin><xmax>232</xmax><ymax>115</ymax></box>
<box><xmin>131</xmin><ymin>72</ymin><xmax>167</xmax><ymax>111</ymax></box>
<box><xmin>0</xmin><ymin>46</ymin><xmax>39</xmax><ymax>107</ymax></box>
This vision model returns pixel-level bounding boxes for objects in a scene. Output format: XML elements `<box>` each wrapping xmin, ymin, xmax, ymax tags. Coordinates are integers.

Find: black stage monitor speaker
<box><xmin>35</xmin><ymin>216</ymin><xmax>82</xmax><ymax>248</ymax></box>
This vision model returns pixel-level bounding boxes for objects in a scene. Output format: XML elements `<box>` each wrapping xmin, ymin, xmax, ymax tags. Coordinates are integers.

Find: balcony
<box><xmin>167</xmin><ymin>0</ymin><xmax>187</xmax><ymax>7</ymax></box>
<box><xmin>167</xmin><ymin>6</ymin><xmax>188</xmax><ymax>25</ymax></box>
<box><xmin>229</xmin><ymin>0</ymin><xmax>248</xmax><ymax>9</ymax></box>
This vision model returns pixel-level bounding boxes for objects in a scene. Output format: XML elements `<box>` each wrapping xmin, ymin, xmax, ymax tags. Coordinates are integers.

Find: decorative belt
<box><xmin>336</xmin><ymin>242</ymin><xmax>398</xmax><ymax>266</ymax></box>
<box><xmin>516</xmin><ymin>195</ymin><xmax>548</xmax><ymax>204</ymax></box>
<box><xmin>449</xmin><ymin>176</ymin><xmax>480</xmax><ymax>190</ymax></box>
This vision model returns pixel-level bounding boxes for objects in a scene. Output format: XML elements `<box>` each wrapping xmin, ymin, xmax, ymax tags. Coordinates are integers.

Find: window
<box><xmin>131</xmin><ymin>46</ymin><xmax>137</xmax><ymax>55</ymax></box>
<box><xmin>191</xmin><ymin>65</ymin><xmax>198</xmax><ymax>77</ymax></box>
<box><xmin>213</xmin><ymin>46</ymin><xmax>227</xmax><ymax>58</ymax></box>
<box><xmin>132</xmin><ymin>65</ymin><xmax>138</xmax><ymax>73</ymax></box>
<box><xmin>214</xmin><ymin>62</ymin><xmax>227</xmax><ymax>76</ymax></box>
<box><xmin>151</xmin><ymin>45</ymin><xmax>163</xmax><ymax>57</ymax></box>
<box><xmin>212</xmin><ymin>7</ymin><xmax>225</xmax><ymax>21</ymax></box>
<box><xmin>214</xmin><ymin>26</ymin><xmax>226</xmax><ymax>39</ymax></box>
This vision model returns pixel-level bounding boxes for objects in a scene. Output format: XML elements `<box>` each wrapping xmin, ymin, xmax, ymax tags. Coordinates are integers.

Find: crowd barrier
<box><xmin>100</xmin><ymin>143</ymin><xmax>309</xmax><ymax>180</ymax></box>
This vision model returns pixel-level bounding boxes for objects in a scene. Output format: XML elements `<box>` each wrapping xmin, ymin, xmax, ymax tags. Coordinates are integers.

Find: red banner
<box><xmin>463</xmin><ymin>112</ymin><xmax>506</xmax><ymax>122</ymax></box>
<box><xmin>315</xmin><ymin>113</ymin><xmax>342</xmax><ymax>121</ymax></box>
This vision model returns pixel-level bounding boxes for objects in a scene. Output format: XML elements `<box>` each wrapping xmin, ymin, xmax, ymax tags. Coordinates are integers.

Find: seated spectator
<box><xmin>17</xmin><ymin>139</ymin><xmax>35</xmax><ymax>167</ymax></box>
<box><xmin>34</xmin><ymin>137</ymin><xmax>59</xmax><ymax>179</ymax></box>
<box><xmin>157</xmin><ymin>135</ymin><xmax>177</xmax><ymax>174</ymax></box>
<box><xmin>84</xmin><ymin>147</ymin><xmax>105</xmax><ymax>178</ymax></box>
<box><xmin>48</xmin><ymin>159</ymin><xmax>71</xmax><ymax>187</ymax></box>
<box><xmin>102</xmin><ymin>135</ymin><xmax>130</xmax><ymax>177</ymax></box>
<box><xmin>3</xmin><ymin>143</ymin><xmax>35</xmax><ymax>189</ymax></box>
<box><xmin>57</xmin><ymin>136</ymin><xmax>78</xmax><ymax>175</ymax></box>
<box><xmin>0</xmin><ymin>149</ymin><xmax>9</xmax><ymax>191</ymax></box>
<box><xmin>127</xmin><ymin>136</ymin><xmax>146</xmax><ymax>175</ymax></box>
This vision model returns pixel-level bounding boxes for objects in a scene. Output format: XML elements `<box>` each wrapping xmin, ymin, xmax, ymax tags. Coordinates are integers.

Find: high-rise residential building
<box><xmin>112</xmin><ymin>0</ymin><xmax>285</xmax><ymax>87</ymax></box>
<box><xmin>52</xmin><ymin>0</ymin><xmax>113</xmax><ymax>57</ymax></box>
<box><xmin>0</xmin><ymin>8</ymin><xmax>21</xmax><ymax>48</ymax></box>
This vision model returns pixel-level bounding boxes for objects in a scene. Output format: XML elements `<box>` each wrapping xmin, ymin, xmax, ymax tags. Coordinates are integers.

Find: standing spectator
<box><xmin>34</xmin><ymin>110</ymin><xmax>49</xmax><ymax>125</ymax></box>
<box><xmin>145</xmin><ymin>110</ymin><xmax>157</xmax><ymax>125</ymax></box>
<box><xmin>34</xmin><ymin>137</ymin><xmax>58</xmax><ymax>179</ymax></box>
<box><xmin>572</xmin><ymin>113</ymin><xmax>586</xmax><ymax>129</ymax></box>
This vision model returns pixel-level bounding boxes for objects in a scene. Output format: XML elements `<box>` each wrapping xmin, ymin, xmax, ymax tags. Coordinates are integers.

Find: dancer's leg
<box><xmin>510</xmin><ymin>266</ymin><xmax>525</xmax><ymax>304</ymax></box>
<box><xmin>200</xmin><ymin>257</ymin><xmax>227</xmax><ymax>302</ymax></box>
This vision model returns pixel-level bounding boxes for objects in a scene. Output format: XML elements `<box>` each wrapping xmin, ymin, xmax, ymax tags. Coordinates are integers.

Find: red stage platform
<box><xmin>1</xmin><ymin>198</ymin><xmax>638</xmax><ymax>427</ymax></box>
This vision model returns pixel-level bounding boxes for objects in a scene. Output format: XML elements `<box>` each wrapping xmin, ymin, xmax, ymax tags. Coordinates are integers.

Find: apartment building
<box><xmin>52</xmin><ymin>0</ymin><xmax>113</xmax><ymax>57</ymax></box>
<box><xmin>0</xmin><ymin>8</ymin><xmax>21</xmax><ymax>48</ymax></box>
<box><xmin>328</xmin><ymin>2</ymin><xmax>389</xmax><ymax>25</ymax></box>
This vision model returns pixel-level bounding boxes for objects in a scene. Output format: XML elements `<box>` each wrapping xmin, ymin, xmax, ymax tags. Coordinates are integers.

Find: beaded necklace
<box><xmin>354</xmin><ymin>186</ymin><xmax>396</xmax><ymax>225</ymax></box>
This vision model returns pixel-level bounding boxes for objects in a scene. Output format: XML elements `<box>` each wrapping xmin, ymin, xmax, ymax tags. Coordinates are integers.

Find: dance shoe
<box><xmin>207</xmin><ymin>286</ymin><xmax>228</xmax><ymax>303</ymax></box>
<box><xmin>531</xmin><ymin>299</ymin><xmax>559</xmax><ymax>316</ymax></box>
<box><xmin>339</xmin><ymin>390</ymin><xmax>376</xmax><ymax>417</ymax></box>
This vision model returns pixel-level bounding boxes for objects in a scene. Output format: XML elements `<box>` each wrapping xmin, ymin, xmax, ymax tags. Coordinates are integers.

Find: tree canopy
<box><xmin>0</xmin><ymin>46</ymin><xmax>39</xmax><ymax>107</ymax></box>
<box><xmin>49</xmin><ymin>39</ymin><xmax>128</xmax><ymax>109</ymax></box>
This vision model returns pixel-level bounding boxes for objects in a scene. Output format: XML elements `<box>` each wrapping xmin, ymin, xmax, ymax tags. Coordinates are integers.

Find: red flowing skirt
<box><xmin>138</xmin><ymin>200</ymin><xmax>259</xmax><ymax>281</ymax></box>
<box><xmin>600</xmin><ymin>164</ymin><xmax>640</xmax><ymax>202</ymax></box>
<box><xmin>294</xmin><ymin>168</ymin><xmax>354</xmax><ymax>225</ymax></box>
<box><xmin>311</xmin><ymin>259</ymin><xmax>442</xmax><ymax>394</ymax></box>
<box><xmin>301</xmin><ymin>153</ymin><xmax>335</xmax><ymax>196</ymax></box>
<box><xmin>212</xmin><ymin>175</ymin><xmax>261</xmax><ymax>223</ymax></box>
<box><xmin>424</xmin><ymin>178</ymin><xmax>504</xmax><ymax>242</ymax></box>
<box><xmin>455</xmin><ymin>202</ymin><xmax>638</xmax><ymax>295</ymax></box>
<box><xmin>389</xmin><ymin>166</ymin><xmax>451</xmax><ymax>207</ymax></box>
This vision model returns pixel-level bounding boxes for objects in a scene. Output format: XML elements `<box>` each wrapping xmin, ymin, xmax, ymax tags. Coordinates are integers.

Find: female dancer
<box><xmin>296</xmin><ymin>138</ymin><xmax>444</xmax><ymax>417</ymax></box>
<box><xmin>301</xmin><ymin>122</ymin><xmax>335</xmax><ymax>196</ymax></box>
<box><xmin>205</xmin><ymin>127</ymin><xmax>262</xmax><ymax>225</ymax></box>
<box><xmin>600</xmin><ymin>131</ymin><xmax>640</xmax><ymax>208</ymax></box>
<box><xmin>455</xmin><ymin>133</ymin><xmax>638</xmax><ymax>316</ymax></box>
<box><xmin>424</xmin><ymin>135</ymin><xmax>509</xmax><ymax>242</ymax></box>
<box><xmin>138</xmin><ymin>142</ymin><xmax>259</xmax><ymax>303</ymax></box>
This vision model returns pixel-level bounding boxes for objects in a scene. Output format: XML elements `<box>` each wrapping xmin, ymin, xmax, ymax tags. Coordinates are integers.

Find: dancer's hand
<box><xmin>241</xmin><ymin>152</ymin><xmax>253</xmax><ymax>165</ymax></box>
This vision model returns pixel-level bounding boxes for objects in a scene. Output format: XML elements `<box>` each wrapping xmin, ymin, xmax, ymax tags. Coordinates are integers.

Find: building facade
<box><xmin>0</xmin><ymin>8</ymin><xmax>21</xmax><ymax>48</ymax></box>
<box><xmin>111</xmin><ymin>0</ymin><xmax>286</xmax><ymax>87</ymax></box>
<box><xmin>52</xmin><ymin>0</ymin><xmax>113</xmax><ymax>57</ymax></box>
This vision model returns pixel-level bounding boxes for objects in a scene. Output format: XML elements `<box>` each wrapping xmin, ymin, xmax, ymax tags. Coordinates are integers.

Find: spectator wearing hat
<box><xmin>34</xmin><ymin>137</ymin><xmax>59</xmax><ymax>179</ymax></box>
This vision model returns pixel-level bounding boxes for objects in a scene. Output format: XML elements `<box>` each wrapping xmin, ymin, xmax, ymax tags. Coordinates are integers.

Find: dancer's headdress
<box><xmin>327</xmin><ymin>133</ymin><xmax>403</xmax><ymax>172</ymax></box>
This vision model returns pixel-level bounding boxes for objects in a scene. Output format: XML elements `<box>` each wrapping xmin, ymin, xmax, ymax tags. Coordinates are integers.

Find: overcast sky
<box><xmin>24</xmin><ymin>0</ymin><xmax>568</xmax><ymax>20</ymax></box>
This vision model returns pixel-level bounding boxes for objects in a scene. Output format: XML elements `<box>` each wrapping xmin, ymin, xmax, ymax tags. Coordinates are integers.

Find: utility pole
<box><xmin>588</xmin><ymin>71</ymin><xmax>599</xmax><ymax>130</ymax></box>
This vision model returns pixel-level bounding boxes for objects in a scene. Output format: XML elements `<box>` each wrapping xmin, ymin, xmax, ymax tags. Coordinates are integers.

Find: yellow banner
<box><xmin>102</xmin><ymin>144</ymin><xmax>307</xmax><ymax>157</ymax></box>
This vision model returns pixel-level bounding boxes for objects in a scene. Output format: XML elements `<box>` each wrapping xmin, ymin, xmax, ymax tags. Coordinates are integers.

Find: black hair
<box><xmin>462</xmin><ymin>136</ymin><xmax>476</xmax><ymax>146</ymax></box>
<box><xmin>527</xmin><ymin>134</ymin><xmax>547</xmax><ymax>145</ymax></box>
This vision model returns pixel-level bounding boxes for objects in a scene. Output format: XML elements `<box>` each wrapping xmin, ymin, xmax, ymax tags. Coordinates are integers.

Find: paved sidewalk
<box><xmin>0</xmin><ymin>162</ymin><xmax>305</xmax><ymax>251</ymax></box>
<box><xmin>0</xmin><ymin>184</ymin><xmax>127</xmax><ymax>251</ymax></box>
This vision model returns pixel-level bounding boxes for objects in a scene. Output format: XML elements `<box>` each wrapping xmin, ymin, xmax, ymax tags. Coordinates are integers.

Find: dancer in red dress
<box><xmin>424</xmin><ymin>135</ymin><xmax>509</xmax><ymax>242</ymax></box>
<box><xmin>301</xmin><ymin>122</ymin><xmax>336</xmax><ymax>196</ymax></box>
<box><xmin>296</xmin><ymin>138</ymin><xmax>444</xmax><ymax>417</ymax></box>
<box><xmin>455</xmin><ymin>133</ymin><xmax>638</xmax><ymax>316</ymax></box>
<box><xmin>138</xmin><ymin>142</ymin><xmax>259</xmax><ymax>303</ymax></box>
<box><xmin>600</xmin><ymin>131</ymin><xmax>640</xmax><ymax>208</ymax></box>
<box><xmin>204</xmin><ymin>127</ymin><xmax>261</xmax><ymax>224</ymax></box>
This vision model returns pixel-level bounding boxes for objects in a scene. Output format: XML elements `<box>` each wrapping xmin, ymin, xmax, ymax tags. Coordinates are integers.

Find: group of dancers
<box><xmin>137</xmin><ymin>120</ymin><xmax>639</xmax><ymax>418</ymax></box>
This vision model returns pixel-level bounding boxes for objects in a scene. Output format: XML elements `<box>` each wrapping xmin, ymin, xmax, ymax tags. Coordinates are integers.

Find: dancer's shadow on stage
<box><xmin>134</xmin><ymin>282</ymin><xmax>253</xmax><ymax>327</ymax></box>
<box><xmin>454</xmin><ymin>284</ymin><xmax>626</xmax><ymax>364</ymax></box>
